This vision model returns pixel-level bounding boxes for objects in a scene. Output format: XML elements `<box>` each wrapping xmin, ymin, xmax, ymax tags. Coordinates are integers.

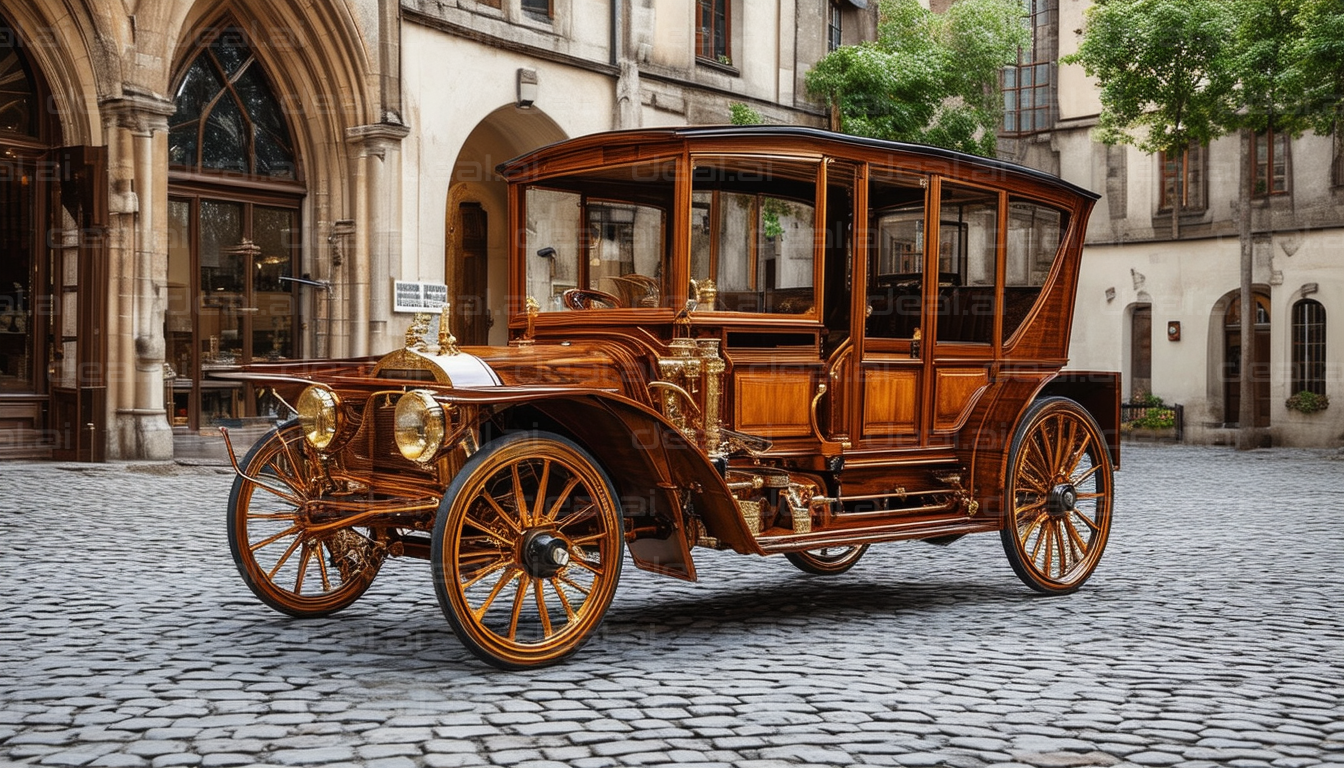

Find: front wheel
<box><xmin>227</xmin><ymin>421</ymin><xmax>383</xmax><ymax>617</ymax></box>
<box><xmin>785</xmin><ymin>545</ymin><xmax>869</xmax><ymax>575</ymax></box>
<box><xmin>431</xmin><ymin>431</ymin><xmax>624</xmax><ymax>669</ymax></box>
<box><xmin>1000</xmin><ymin>397</ymin><xmax>1114</xmax><ymax>595</ymax></box>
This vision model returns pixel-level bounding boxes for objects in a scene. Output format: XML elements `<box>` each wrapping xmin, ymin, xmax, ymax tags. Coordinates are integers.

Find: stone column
<box><xmin>346</xmin><ymin>122</ymin><xmax>410</xmax><ymax>356</ymax></box>
<box><xmin>102</xmin><ymin>92</ymin><xmax>176</xmax><ymax>460</ymax></box>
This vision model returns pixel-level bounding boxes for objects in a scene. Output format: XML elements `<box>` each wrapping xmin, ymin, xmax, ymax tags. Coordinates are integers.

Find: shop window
<box><xmin>167</xmin><ymin>21</ymin><xmax>303</xmax><ymax>432</ymax></box>
<box><xmin>1159</xmin><ymin>143</ymin><xmax>1206</xmax><ymax>212</ymax></box>
<box><xmin>1291</xmin><ymin>299</ymin><xmax>1326</xmax><ymax>396</ymax></box>
<box><xmin>697</xmin><ymin>0</ymin><xmax>730</xmax><ymax>65</ymax></box>
<box><xmin>1252</xmin><ymin>130</ymin><xmax>1289</xmax><ymax>197</ymax></box>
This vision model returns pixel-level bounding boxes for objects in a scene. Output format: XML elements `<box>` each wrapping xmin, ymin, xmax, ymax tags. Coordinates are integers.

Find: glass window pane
<box><xmin>865</xmin><ymin>170</ymin><xmax>927</xmax><ymax>340</ymax></box>
<box><xmin>691</xmin><ymin>158</ymin><xmax>818</xmax><ymax>314</ymax></box>
<box><xmin>936</xmin><ymin>184</ymin><xmax>998</xmax><ymax>344</ymax></box>
<box><xmin>234</xmin><ymin>65</ymin><xmax>296</xmax><ymax>178</ymax></box>
<box><xmin>526</xmin><ymin>188</ymin><xmax>582</xmax><ymax>311</ymax></box>
<box><xmin>201</xmin><ymin>94</ymin><xmax>248</xmax><ymax>173</ymax></box>
<box><xmin>0</xmin><ymin>37</ymin><xmax>37</xmax><ymax>135</ymax></box>
<box><xmin>167</xmin><ymin>199</ymin><xmax>194</xmax><ymax>425</ymax></box>
<box><xmin>210</xmin><ymin>27</ymin><xmax>251</xmax><ymax>77</ymax></box>
<box><xmin>253</xmin><ymin>206</ymin><xmax>297</xmax><ymax>361</ymax></box>
<box><xmin>1004</xmin><ymin>198</ymin><xmax>1066</xmax><ymax>341</ymax></box>
<box><xmin>198</xmin><ymin>200</ymin><xmax>244</xmax><ymax>423</ymax></box>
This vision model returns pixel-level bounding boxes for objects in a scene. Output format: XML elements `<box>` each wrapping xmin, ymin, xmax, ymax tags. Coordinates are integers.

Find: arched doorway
<box><xmin>446</xmin><ymin>107</ymin><xmax>566</xmax><ymax>346</ymax></box>
<box><xmin>166</xmin><ymin>20</ymin><xmax>304</xmax><ymax>432</ymax></box>
<box><xmin>1223</xmin><ymin>292</ymin><xmax>1271</xmax><ymax>427</ymax></box>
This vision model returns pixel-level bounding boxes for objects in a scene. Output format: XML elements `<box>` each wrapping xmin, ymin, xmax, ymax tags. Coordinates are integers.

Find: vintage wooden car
<box><xmin>222</xmin><ymin>126</ymin><xmax>1118</xmax><ymax>669</ymax></box>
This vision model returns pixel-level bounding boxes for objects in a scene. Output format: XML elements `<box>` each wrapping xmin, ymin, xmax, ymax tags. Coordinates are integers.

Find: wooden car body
<box><xmin>223</xmin><ymin>126</ymin><xmax>1117</xmax><ymax>668</ymax></box>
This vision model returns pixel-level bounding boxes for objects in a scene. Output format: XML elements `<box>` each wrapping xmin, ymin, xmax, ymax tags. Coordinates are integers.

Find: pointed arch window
<box><xmin>169</xmin><ymin>26</ymin><xmax>297</xmax><ymax>179</ymax></box>
<box><xmin>0</xmin><ymin>17</ymin><xmax>38</xmax><ymax>137</ymax></box>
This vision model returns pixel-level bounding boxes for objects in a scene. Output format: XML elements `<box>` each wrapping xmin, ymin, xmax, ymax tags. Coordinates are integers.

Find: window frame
<box><xmin>521</xmin><ymin>0</ymin><xmax>552</xmax><ymax>19</ymax></box>
<box><xmin>1251</xmin><ymin>129</ymin><xmax>1290</xmax><ymax>198</ymax></box>
<box><xmin>696</xmin><ymin>0</ymin><xmax>731</xmax><ymax>65</ymax></box>
<box><xmin>1001</xmin><ymin>0</ymin><xmax>1057</xmax><ymax>136</ymax></box>
<box><xmin>827</xmin><ymin>1</ymin><xmax>843</xmax><ymax>54</ymax></box>
<box><xmin>1158</xmin><ymin>142</ymin><xmax>1207</xmax><ymax>213</ymax></box>
<box><xmin>1291</xmin><ymin>298</ymin><xmax>1326</xmax><ymax>397</ymax></box>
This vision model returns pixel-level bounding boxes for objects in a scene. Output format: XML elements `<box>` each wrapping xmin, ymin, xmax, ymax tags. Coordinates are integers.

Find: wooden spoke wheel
<box><xmin>431</xmin><ymin>431</ymin><xmax>624</xmax><ymax>669</ymax></box>
<box><xmin>227</xmin><ymin>422</ymin><xmax>384</xmax><ymax>617</ymax></box>
<box><xmin>1000</xmin><ymin>397</ymin><xmax>1114</xmax><ymax>595</ymax></box>
<box><xmin>785</xmin><ymin>544</ymin><xmax>869</xmax><ymax>575</ymax></box>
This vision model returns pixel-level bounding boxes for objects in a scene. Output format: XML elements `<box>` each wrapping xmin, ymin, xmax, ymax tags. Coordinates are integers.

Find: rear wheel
<box><xmin>1000</xmin><ymin>397</ymin><xmax>1113</xmax><ymax>595</ymax></box>
<box><xmin>785</xmin><ymin>545</ymin><xmax>869</xmax><ymax>575</ymax></box>
<box><xmin>227</xmin><ymin>422</ymin><xmax>383</xmax><ymax>617</ymax></box>
<box><xmin>431</xmin><ymin>431</ymin><xmax>624</xmax><ymax>669</ymax></box>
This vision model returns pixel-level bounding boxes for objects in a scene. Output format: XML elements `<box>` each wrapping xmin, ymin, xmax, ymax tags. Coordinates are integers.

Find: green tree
<box><xmin>1068</xmin><ymin>0</ymin><xmax>1312</xmax><ymax>448</ymax></box>
<box><xmin>804</xmin><ymin>0</ymin><xmax>1027</xmax><ymax>156</ymax></box>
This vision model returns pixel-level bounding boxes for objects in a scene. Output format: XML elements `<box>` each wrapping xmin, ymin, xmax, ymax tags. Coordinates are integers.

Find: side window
<box><xmin>690</xmin><ymin>158</ymin><xmax>818</xmax><ymax>315</ymax></box>
<box><xmin>865</xmin><ymin>170</ymin><xmax>928</xmax><ymax>340</ymax></box>
<box><xmin>1004</xmin><ymin>198</ymin><xmax>1066</xmax><ymax>341</ymax></box>
<box><xmin>935</xmin><ymin>184</ymin><xmax>998</xmax><ymax>344</ymax></box>
<box><xmin>523</xmin><ymin>161</ymin><xmax>673</xmax><ymax>312</ymax></box>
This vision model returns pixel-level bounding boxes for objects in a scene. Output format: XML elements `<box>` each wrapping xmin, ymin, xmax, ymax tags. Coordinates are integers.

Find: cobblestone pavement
<box><xmin>2</xmin><ymin>443</ymin><xmax>1343</xmax><ymax>768</ymax></box>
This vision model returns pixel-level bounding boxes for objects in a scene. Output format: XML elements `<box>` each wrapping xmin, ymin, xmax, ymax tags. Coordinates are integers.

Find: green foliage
<box><xmin>729</xmin><ymin>102</ymin><xmax>762</xmax><ymax>125</ymax></box>
<box><xmin>1285</xmin><ymin>390</ymin><xmax>1330</xmax><ymax>413</ymax></box>
<box><xmin>1064</xmin><ymin>0</ymin><xmax>1236</xmax><ymax>158</ymax></box>
<box><xmin>804</xmin><ymin>0</ymin><xmax>1027</xmax><ymax>156</ymax></box>
<box><xmin>1126</xmin><ymin>393</ymin><xmax>1176</xmax><ymax>429</ymax></box>
<box><xmin>1295</xmin><ymin>0</ymin><xmax>1344</xmax><ymax>136</ymax></box>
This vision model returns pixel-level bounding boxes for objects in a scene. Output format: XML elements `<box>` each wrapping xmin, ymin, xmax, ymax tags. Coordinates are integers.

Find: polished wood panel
<box><xmin>934</xmin><ymin>368</ymin><xmax>990</xmax><ymax>430</ymax></box>
<box><xmin>862</xmin><ymin>367</ymin><xmax>919</xmax><ymax>435</ymax></box>
<box><xmin>735</xmin><ymin>371</ymin><xmax>813</xmax><ymax>437</ymax></box>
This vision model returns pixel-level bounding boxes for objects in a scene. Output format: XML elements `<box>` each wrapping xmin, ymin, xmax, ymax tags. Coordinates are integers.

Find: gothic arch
<box><xmin>0</xmin><ymin>1</ymin><xmax>109</xmax><ymax>146</ymax></box>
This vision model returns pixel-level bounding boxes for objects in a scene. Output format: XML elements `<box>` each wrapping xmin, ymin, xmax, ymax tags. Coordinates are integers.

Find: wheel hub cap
<box><xmin>1047</xmin><ymin>483</ymin><xmax>1077</xmax><ymax>518</ymax></box>
<box><xmin>521</xmin><ymin>531</ymin><xmax>571</xmax><ymax>578</ymax></box>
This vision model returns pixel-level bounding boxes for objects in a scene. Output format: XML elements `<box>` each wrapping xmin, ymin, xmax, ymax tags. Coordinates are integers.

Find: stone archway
<box><xmin>445</xmin><ymin>106</ymin><xmax>566</xmax><ymax>346</ymax></box>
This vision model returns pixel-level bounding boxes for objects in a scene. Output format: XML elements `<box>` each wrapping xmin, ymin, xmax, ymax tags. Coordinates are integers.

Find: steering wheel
<box><xmin>562</xmin><ymin>288</ymin><xmax>622</xmax><ymax>310</ymax></box>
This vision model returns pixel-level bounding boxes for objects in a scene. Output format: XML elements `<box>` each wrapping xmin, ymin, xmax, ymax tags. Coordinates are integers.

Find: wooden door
<box><xmin>457</xmin><ymin>203</ymin><xmax>490</xmax><ymax>346</ymax></box>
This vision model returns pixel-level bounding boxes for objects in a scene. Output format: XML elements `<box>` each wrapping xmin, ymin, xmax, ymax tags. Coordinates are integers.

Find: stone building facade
<box><xmin>1018</xmin><ymin>0</ymin><xmax>1343</xmax><ymax>448</ymax></box>
<box><xmin>0</xmin><ymin>0</ymin><xmax>876</xmax><ymax>460</ymax></box>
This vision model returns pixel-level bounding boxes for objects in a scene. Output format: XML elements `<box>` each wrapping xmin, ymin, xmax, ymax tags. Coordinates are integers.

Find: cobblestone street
<box><xmin>2</xmin><ymin>443</ymin><xmax>1343</xmax><ymax>768</ymax></box>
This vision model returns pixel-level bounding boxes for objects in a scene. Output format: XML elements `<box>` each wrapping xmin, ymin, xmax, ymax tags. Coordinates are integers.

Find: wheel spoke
<box><xmin>315</xmin><ymin>540</ymin><xmax>335</xmax><ymax>591</ymax></box>
<box><xmin>1064</xmin><ymin>517</ymin><xmax>1090</xmax><ymax>558</ymax></box>
<box><xmin>511</xmin><ymin>465</ymin><xmax>531</xmax><ymax>527</ymax></box>
<box><xmin>1071</xmin><ymin>463</ymin><xmax>1101</xmax><ymax>486</ymax></box>
<box><xmin>534</xmin><ymin>579</ymin><xmax>554</xmax><ymax>638</ymax></box>
<box><xmin>463</xmin><ymin>513</ymin><xmax>517</xmax><ymax>547</ymax></box>
<box><xmin>1041</xmin><ymin>523</ymin><xmax>1054</xmax><ymax>574</ymax></box>
<box><xmin>567</xmin><ymin>554</ymin><xmax>606</xmax><ymax>578</ymax></box>
<box><xmin>545</xmin><ymin>478</ymin><xmax>584</xmax><ymax>526</ymax></box>
<box><xmin>461</xmin><ymin>558</ymin><xmax>511</xmax><ymax>590</ymax></box>
<box><xmin>556</xmin><ymin>572</ymin><xmax>592</xmax><ymax>596</ymax></box>
<box><xmin>250</xmin><ymin>524</ymin><xmax>302</xmax><ymax>553</ymax></box>
<box><xmin>482</xmin><ymin>491</ymin><xmax>525</xmax><ymax>536</ymax></box>
<box><xmin>247</xmin><ymin>510</ymin><xmax>298</xmax><ymax>521</ymax></box>
<box><xmin>470</xmin><ymin>568</ymin><xmax>520</xmax><ymax>621</ymax></box>
<box><xmin>1070</xmin><ymin>509</ymin><xmax>1102</xmax><ymax>532</ymax></box>
<box><xmin>1053</xmin><ymin>522</ymin><xmax>1069</xmax><ymax>576</ymax></box>
<box><xmin>507</xmin><ymin>574</ymin><xmax>530</xmax><ymax>640</ymax></box>
<box><xmin>294</xmin><ymin>541</ymin><xmax>313</xmax><ymax>594</ymax></box>
<box><xmin>551</xmin><ymin>578</ymin><xmax>579</xmax><ymax>621</ymax></box>
<box><xmin>531</xmin><ymin>459</ymin><xmax>553</xmax><ymax>525</ymax></box>
<box><xmin>264</xmin><ymin>534</ymin><xmax>305</xmax><ymax>580</ymax></box>
<box><xmin>1074</xmin><ymin>491</ymin><xmax>1107</xmax><ymax>501</ymax></box>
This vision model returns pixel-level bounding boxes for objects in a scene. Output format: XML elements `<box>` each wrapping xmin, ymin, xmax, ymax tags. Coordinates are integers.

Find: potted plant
<box><xmin>1285</xmin><ymin>391</ymin><xmax>1330</xmax><ymax>414</ymax></box>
